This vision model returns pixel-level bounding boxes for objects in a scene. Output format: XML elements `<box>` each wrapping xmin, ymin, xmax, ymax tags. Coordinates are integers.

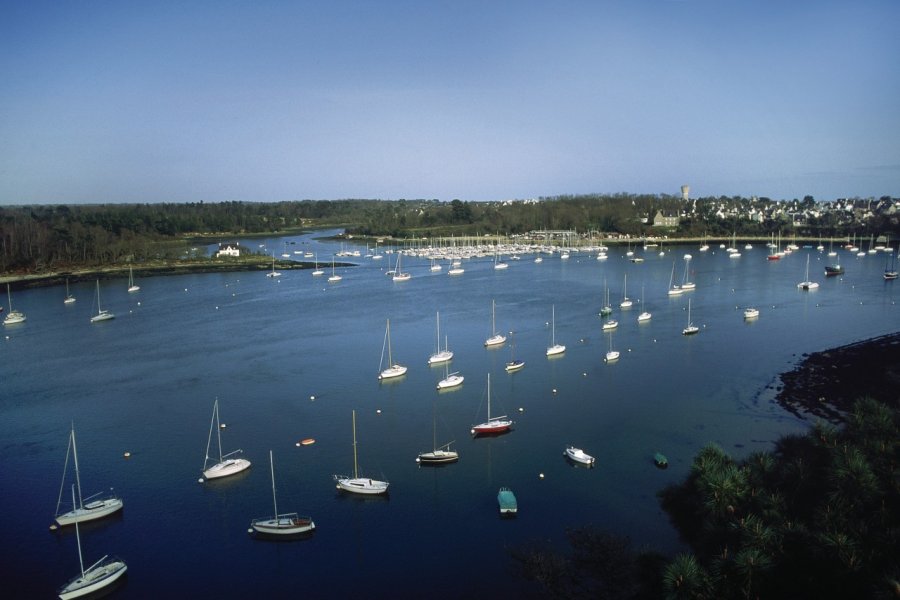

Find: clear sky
<box><xmin>2</xmin><ymin>0</ymin><xmax>898</xmax><ymax>204</ymax></box>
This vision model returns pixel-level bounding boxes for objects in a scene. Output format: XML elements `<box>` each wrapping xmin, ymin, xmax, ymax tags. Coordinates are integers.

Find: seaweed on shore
<box><xmin>775</xmin><ymin>332</ymin><xmax>900</xmax><ymax>423</ymax></box>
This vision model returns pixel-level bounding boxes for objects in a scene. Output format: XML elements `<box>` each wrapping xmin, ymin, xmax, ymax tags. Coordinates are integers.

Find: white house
<box><xmin>216</xmin><ymin>244</ymin><xmax>241</xmax><ymax>258</ymax></box>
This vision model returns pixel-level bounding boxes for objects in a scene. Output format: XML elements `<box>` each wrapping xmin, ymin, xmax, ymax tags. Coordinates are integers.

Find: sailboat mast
<box><xmin>215</xmin><ymin>399</ymin><xmax>224</xmax><ymax>462</ymax></box>
<box><xmin>551</xmin><ymin>305</ymin><xmax>556</xmax><ymax>345</ymax></box>
<box><xmin>71</xmin><ymin>485</ymin><xmax>86</xmax><ymax>576</ymax></box>
<box><xmin>352</xmin><ymin>410</ymin><xmax>359</xmax><ymax>479</ymax></box>
<box><xmin>269</xmin><ymin>450</ymin><xmax>278</xmax><ymax>519</ymax></box>
<box><xmin>386</xmin><ymin>319</ymin><xmax>393</xmax><ymax>365</ymax></box>
<box><xmin>487</xmin><ymin>373</ymin><xmax>491</xmax><ymax>419</ymax></box>
<box><xmin>71</xmin><ymin>426</ymin><xmax>84</xmax><ymax>510</ymax></box>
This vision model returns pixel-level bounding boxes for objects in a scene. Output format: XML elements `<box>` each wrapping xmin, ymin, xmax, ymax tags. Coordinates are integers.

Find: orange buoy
<box><xmin>300</xmin><ymin>438</ymin><xmax>315</xmax><ymax>446</ymax></box>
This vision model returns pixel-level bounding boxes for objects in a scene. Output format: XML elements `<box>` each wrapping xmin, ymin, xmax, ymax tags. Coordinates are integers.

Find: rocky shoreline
<box><xmin>775</xmin><ymin>331</ymin><xmax>900</xmax><ymax>422</ymax></box>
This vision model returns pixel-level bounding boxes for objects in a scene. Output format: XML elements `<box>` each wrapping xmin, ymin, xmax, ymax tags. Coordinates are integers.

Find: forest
<box><xmin>1</xmin><ymin>195</ymin><xmax>896</xmax><ymax>273</ymax></box>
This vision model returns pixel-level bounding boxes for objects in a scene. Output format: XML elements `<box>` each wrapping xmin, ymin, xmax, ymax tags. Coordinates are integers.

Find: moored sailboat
<box><xmin>250</xmin><ymin>450</ymin><xmax>315</xmax><ymax>537</ymax></box>
<box><xmin>378</xmin><ymin>319</ymin><xmax>407</xmax><ymax>380</ymax></box>
<box><xmin>54</xmin><ymin>426</ymin><xmax>123</xmax><ymax>527</ymax></box>
<box><xmin>200</xmin><ymin>398</ymin><xmax>251</xmax><ymax>481</ymax></box>
<box><xmin>484</xmin><ymin>299</ymin><xmax>506</xmax><ymax>347</ymax></box>
<box><xmin>471</xmin><ymin>373</ymin><xmax>513</xmax><ymax>435</ymax></box>
<box><xmin>333</xmin><ymin>410</ymin><xmax>389</xmax><ymax>495</ymax></box>
<box><xmin>546</xmin><ymin>304</ymin><xmax>565</xmax><ymax>356</ymax></box>
<box><xmin>89</xmin><ymin>280</ymin><xmax>114</xmax><ymax>323</ymax></box>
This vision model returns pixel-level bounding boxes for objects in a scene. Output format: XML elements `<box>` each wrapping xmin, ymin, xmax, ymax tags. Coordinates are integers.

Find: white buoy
<box><xmin>247</xmin><ymin>528</ymin><xmax>254</xmax><ymax>533</ymax></box>
<box><xmin>539</xmin><ymin>473</ymin><xmax>545</xmax><ymax>479</ymax></box>
<box><xmin>376</xmin><ymin>409</ymin><xmax>381</xmax><ymax>414</ymax></box>
<box><xmin>220</xmin><ymin>423</ymin><xmax>226</xmax><ymax>429</ymax></box>
<box><xmin>123</xmin><ymin>451</ymin><xmax>131</xmax><ymax>458</ymax></box>
<box><xmin>310</xmin><ymin>395</ymin><xmax>315</xmax><ymax>400</ymax></box>
<box><xmin>198</xmin><ymin>478</ymin><xmax>204</xmax><ymax>483</ymax></box>
<box><xmin>552</xmin><ymin>388</ymin><xmax>557</xmax><ymax>394</ymax></box>
<box><xmin>518</xmin><ymin>407</ymin><xmax>524</xmax><ymax>412</ymax></box>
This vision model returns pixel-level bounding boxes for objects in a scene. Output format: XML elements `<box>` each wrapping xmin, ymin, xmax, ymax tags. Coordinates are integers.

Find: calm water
<box><xmin>2</xmin><ymin>232</ymin><xmax>897</xmax><ymax>598</ymax></box>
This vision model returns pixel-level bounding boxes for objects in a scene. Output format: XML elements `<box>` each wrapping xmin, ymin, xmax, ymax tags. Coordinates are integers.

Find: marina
<box><xmin>2</xmin><ymin>228</ymin><xmax>898</xmax><ymax>598</ymax></box>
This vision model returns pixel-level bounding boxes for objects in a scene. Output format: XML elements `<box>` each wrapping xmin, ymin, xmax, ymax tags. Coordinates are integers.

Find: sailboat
<box><xmin>64</xmin><ymin>279</ymin><xmax>76</xmax><ymax>304</ymax></box>
<box><xmin>250</xmin><ymin>450</ymin><xmax>315</xmax><ymax>536</ymax></box>
<box><xmin>546</xmin><ymin>305</ymin><xmax>565</xmax><ymax>356</ymax></box>
<box><xmin>3</xmin><ymin>283</ymin><xmax>26</xmax><ymax>324</ymax></box>
<box><xmin>200</xmin><ymin>398</ymin><xmax>251</xmax><ymax>481</ymax></box>
<box><xmin>428</xmin><ymin>312</ymin><xmax>453</xmax><ymax>364</ymax></box>
<box><xmin>333</xmin><ymin>410</ymin><xmax>389</xmax><ymax>495</ymax></box>
<box><xmin>884</xmin><ymin>247</ymin><xmax>898</xmax><ymax>280</ymax></box>
<box><xmin>637</xmin><ymin>284</ymin><xmax>651</xmax><ymax>322</ymax></box>
<box><xmin>436</xmin><ymin>363</ymin><xmax>464</xmax><ymax>390</ymax></box>
<box><xmin>378</xmin><ymin>319</ymin><xmax>407</xmax><ymax>379</ymax></box>
<box><xmin>392</xmin><ymin>252</ymin><xmax>411</xmax><ymax>281</ymax></box>
<box><xmin>54</xmin><ymin>426</ymin><xmax>123</xmax><ymax>527</ymax></box>
<box><xmin>471</xmin><ymin>373</ymin><xmax>513</xmax><ymax>435</ymax></box>
<box><xmin>484</xmin><ymin>299</ymin><xmax>506</xmax><ymax>347</ymax></box>
<box><xmin>58</xmin><ymin>485</ymin><xmax>127</xmax><ymax>600</ymax></box>
<box><xmin>89</xmin><ymin>280</ymin><xmax>115</xmax><ymax>323</ymax></box>
<box><xmin>604</xmin><ymin>332</ymin><xmax>620</xmax><ymax>362</ymax></box>
<box><xmin>266</xmin><ymin>253</ymin><xmax>281</xmax><ymax>278</ymax></box>
<box><xmin>667</xmin><ymin>261</ymin><xmax>683</xmax><ymax>296</ymax></box>
<box><xmin>416</xmin><ymin>405</ymin><xmax>459</xmax><ymax>464</ymax></box>
<box><xmin>797</xmin><ymin>254</ymin><xmax>819</xmax><ymax>290</ymax></box>
<box><xmin>682</xmin><ymin>299</ymin><xmax>699</xmax><ymax>335</ymax></box>
<box><xmin>681</xmin><ymin>255</ymin><xmax>696</xmax><ymax>290</ymax></box>
<box><xmin>327</xmin><ymin>256</ymin><xmax>342</xmax><ymax>282</ymax></box>
<box><xmin>127</xmin><ymin>267</ymin><xmax>140</xmax><ymax>293</ymax></box>
<box><xmin>619</xmin><ymin>274</ymin><xmax>632</xmax><ymax>308</ymax></box>
<box><xmin>430</xmin><ymin>257</ymin><xmax>442</xmax><ymax>272</ymax></box>
<box><xmin>505</xmin><ymin>331</ymin><xmax>525</xmax><ymax>372</ymax></box>
<box><xmin>599</xmin><ymin>278</ymin><xmax>613</xmax><ymax>316</ymax></box>
<box><xmin>311</xmin><ymin>253</ymin><xmax>324</xmax><ymax>276</ymax></box>
<box><xmin>493</xmin><ymin>250</ymin><xmax>508</xmax><ymax>270</ymax></box>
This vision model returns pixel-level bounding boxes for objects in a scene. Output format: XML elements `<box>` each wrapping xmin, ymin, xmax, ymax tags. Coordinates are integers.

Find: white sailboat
<box><xmin>89</xmin><ymin>280</ymin><xmax>115</xmax><ymax>323</ymax></box>
<box><xmin>743</xmin><ymin>307</ymin><xmax>760</xmax><ymax>319</ymax></box>
<box><xmin>378</xmin><ymin>319</ymin><xmax>407</xmax><ymax>380</ymax></box>
<box><xmin>604</xmin><ymin>332</ymin><xmax>620</xmax><ymax>362</ymax></box>
<box><xmin>392</xmin><ymin>252</ymin><xmax>411</xmax><ymax>281</ymax></box>
<box><xmin>599</xmin><ymin>278</ymin><xmax>613</xmax><ymax>316</ymax></box>
<box><xmin>3</xmin><ymin>283</ymin><xmax>26</xmax><ymax>324</ymax></box>
<box><xmin>667</xmin><ymin>261</ymin><xmax>683</xmax><ymax>296</ymax></box>
<box><xmin>311</xmin><ymin>253</ymin><xmax>324</xmax><ymax>276</ymax></box>
<box><xmin>58</xmin><ymin>485</ymin><xmax>127</xmax><ymax>600</ymax></box>
<box><xmin>250</xmin><ymin>450</ymin><xmax>315</xmax><ymax>536</ymax></box>
<box><xmin>200</xmin><ymin>398</ymin><xmax>251</xmax><ymax>481</ymax></box>
<box><xmin>546</xmin><ymin>304</ymin><xmax>565</xmax><ymax>356</ymax></box>
<box><xmin>493</xmin><ymin>250</ymin><xmax>508</xmax><ymax>270</ymax></box>
<box><xmin>127</xmin><ymin>267</ymin><xmax>140</xmax><ymax>293</ymax></box>
<box><xmin>334</xmin><ymin>410</ymin><xmax>389</xmax><ymax>495</ymax></box>
<box><xmin>484</xmin><ymin>299</ymin><xmax>506</xmax><ymax>347</ymax></box>
<box><xmin>436</xmin><ymin>364</ymin><xmax>464</xmax><ymax>390</ymax></box>
<box><xmin>64</xmin><ymin>278</ymin><xmax>76</xmax><ymax>304</ymax></box>
<box><xmin>619</xmin><ymin>274</ymin><xmax>632</xmax><ymax>308</ymax></box>
<box><xmin>797</xmin><ymin>254</ymin><xmax>819</xmax><ymax>290</ymax></box>
<box><xmin>637</xmin><ymin>284</ymin><xmax>651</xmax><ymax>322</ymax></box>
<box><xmin>681</xmin><ymin>255</ymin><xmax>696</xmax><ymax>290</ymax></box>
<box><xmin>327</xmin><ymin>256</ymin><xmax>342</xmax><ymax>282</ymax></box>
<box><xmin>428</xmin><ymin>311</ymin><xmax>453</xmax><ymax>364</ymax></box>
<box><xmin>682</xmin><ymin>299</ymin><xmax>699</xmax><ymax>335</ymax></box>
<box><xmin>416</xmin><ymin>406</ymin><xmax>459</xmax><ymax>464</ymax></box>
<box><xmin>54</xmin><ymin>426</ymin><xmax>123</xmax><ymax>527</ymax></box>
<box><xmin>266</xmin><ymin>253</ymin><xmax>281</xmax><ymax>278</ymax></box>
<box><xmin>505</xmin><ymin>331</ymin><xmax>525</xmax><ymax>372</ymax></box>
<box><xmin>471</xmin><ymin>373</ymin><xmax>513</xmax><ymax>435</ymax></box>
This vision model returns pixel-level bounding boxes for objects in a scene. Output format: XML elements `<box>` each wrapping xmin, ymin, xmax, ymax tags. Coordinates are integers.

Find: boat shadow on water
<box><xmin>333</xmin><ymin>489</ymin><xmax>390</xmax><ymax>503</ymax></box>
<box><xmin>249</xmin><ymin>529</ymin><xmax>316</xmax><ymax>543</ymax></box>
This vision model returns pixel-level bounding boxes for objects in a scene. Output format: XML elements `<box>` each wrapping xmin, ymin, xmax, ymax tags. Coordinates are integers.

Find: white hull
<box><xmin>601</xmin><ymin>320</ymin><xmax>618</xmax><ymax>331</ymax></box>
<box><xmin>203</xmin><ymin>457</ymin><xmax>251</xmax><ymax>480</ymax></box>
<box><xmin>335</xmin><ymin>476</ymin><xmax>389</xmax><ymax>495</ymax></box>
<box><xmin>392</xmin><ymin>273</ymin><xmax>411</xmax><ymax>281</ymax></box>
<box><xmin>448</xmin><ymin>268</ymin><xmax>464</xmax><ymax>275</ymax></box>
<box><xmin>127</xmin><ymin>285</ymin><xmax>140</xmax><ymax>293</ymax></box>
<box><xmin>428</xmin><ymin>350</ymin><xmax>453</xmax><ymax>364</ymax></box>
<box><xmin>743</xmin><ymin>308</ymin><xmax>760</xmax><ymax>319</ymax></box>
<box><xmin>505</xmin><ymin>360</ymin><xmax>525</xmax><ymax>372</ymax></box>
<box><xmin>55</xmin><ymin>497</ymin><xmax>123</xmax><ymax>526</ymax></box>
<box><xmin>484</xmin><ymin>334</ymin><xmax>506</xmax><ymax>347</ymax></box>
<box><xmin>437</xmin><ymin>373</ymin><xmax>464</xmax><ymax>389</ymax></box>
<box><xmin>605</xmin><ymin>351</ymin><xmax>620</xmax><ymax>362</ymax></box>
<box><xmin>3</xmin><ymin>311</ymin><xmax>26</xmax><ymax>324</ymax></box>
<box><xmin>90</xmin><ymin>310</ymin><xmax>115</xmax><ymax>323</ymax></box>
<box><xmin>546</xmin><ymin>344</ymin><xmax>566</xmax><ymax>356</ymax></box>
<box><xmin>312</xmin><ymin>269</ymin><xmax>324</xmax><ymax>276</ymax></box>
<box><xmin>620</xmin><ymin>300</ymin><xmax>632</xmax><ymax>308</ymax></box>
<box><xmin>251</xmin><ymin>514</ymin><xmax>315</xmax><ymax>535</ymax></box>
<box><xmin>797</xmin><ymin>281</ymin><xmax>819</xmax><ymax>290</ymax></box>
<box><xmin>416</xmin><ymin>449</ymin><xmax>459</xmax><ymax>464</ymax></box>
<box><xmin>683</xmin><ymin>325</ymin><xmax>700</xmax><ymax>335</ymax></box>
<box><xmin>564</xmin><ymin>446</ymin><xmax>595</xmax><ymax>465</ymax></box>
<box><xmin>59</xmin><ymin>557</ymin><xmax>127</xmax><ymax>600</ymax></box>
<box><xmin>638</xmin><ymin>312</ymin><xmax>651</xmax><ymax>322</ymax></box>
<box><xmin>378</xmin><ymin>364</ymin><xmax>408</xmax><ymax>380</ymax></box>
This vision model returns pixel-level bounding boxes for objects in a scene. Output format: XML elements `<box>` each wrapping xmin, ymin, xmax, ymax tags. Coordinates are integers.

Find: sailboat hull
<box><xmin>416</xmin><ymin>450</ymin><xmax>459</xmax><ymax>464</ymax></box>
<box><xmin>334</xmin><ymin>476</ymin><xmax>389</xmax><ymax>495</ymax></box>
<box><xmin>251</xmin><ymin>514</ymin><xmax>315</xmax><ymax>535</ymax></box>
<box><xmin>59</xmin><ymin>557</ymin><xmax>127</xmax><ymax>600</ymax></box>
<box><xmin>471</xmin><ymin>419</ymin><xmax>513</xmax><ymax>435</ymax></box>
<box><xmin>203</xmin><ymin>457</ymin><xmax>251</xmax><ymax>480</ymax></box>
<box><xmin>55</xmin><ymin>497</ymin><xmax>123</xmax><ymax>527</ymax></box>
<box><xmin>437</xmin><ymin>374</ymin><xmax>464</xmax><ymax>389</ymax></box>
<box><xmin>378</xmin><ymin>365</ymin><xmax>408</xmax><ymax>380</ymax></box>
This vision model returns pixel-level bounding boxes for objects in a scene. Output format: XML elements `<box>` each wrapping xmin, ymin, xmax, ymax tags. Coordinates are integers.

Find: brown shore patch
<box><xmin>776</xmin><ymin>331</ymin><xmax>900</xmax><ymax>422</ymax></box>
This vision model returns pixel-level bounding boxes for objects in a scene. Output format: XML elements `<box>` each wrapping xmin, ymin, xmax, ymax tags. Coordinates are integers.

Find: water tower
<box><xmin>681</xmin><ymin>185</ymin><xmax>690</xmax><ymax>201</ymax></box>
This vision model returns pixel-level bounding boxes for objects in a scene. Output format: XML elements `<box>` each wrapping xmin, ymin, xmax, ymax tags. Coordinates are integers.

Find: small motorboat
<box><xmin>564</xmin><ymin>446</ymin><xmax>596</xmax><ymax>466</ymax></box>
<box><xmin>654</xmin><ymin>452</ymin><xmax>669</xmax><ymax>468</ymax></box>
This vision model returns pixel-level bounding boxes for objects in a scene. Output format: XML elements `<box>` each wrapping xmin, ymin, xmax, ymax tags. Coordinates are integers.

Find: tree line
<box><xmin>1</xmin><ymin>195</ymin><xmax>896</xmax><ymax>273</ymax></box>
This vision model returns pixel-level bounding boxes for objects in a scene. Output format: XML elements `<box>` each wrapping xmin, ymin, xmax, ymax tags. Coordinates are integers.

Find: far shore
<box><xmin>0</xmin><ymin>257</ymin><xmax>356</xmax><ymax>289</ymax></box>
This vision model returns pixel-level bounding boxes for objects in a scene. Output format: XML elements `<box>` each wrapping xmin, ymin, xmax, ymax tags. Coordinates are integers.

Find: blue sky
<box><xmin>2</xmin><ymin>1</ymin><xmax>898</xmax><ymax>204</ymax></box>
